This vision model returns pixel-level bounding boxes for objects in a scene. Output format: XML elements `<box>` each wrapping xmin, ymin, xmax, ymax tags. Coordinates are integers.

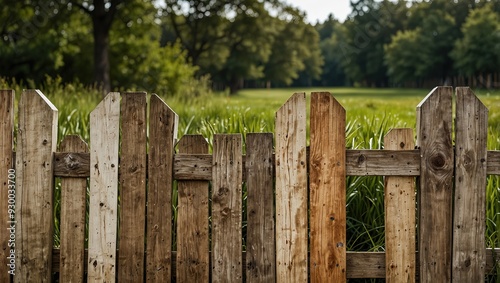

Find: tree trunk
<box><xmin>93</xmin><ymin>22</ymin><xmax>111</xmax><ymax>94</ymax></box>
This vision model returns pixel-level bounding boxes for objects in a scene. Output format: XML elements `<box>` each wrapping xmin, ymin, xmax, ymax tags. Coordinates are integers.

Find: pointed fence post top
<box><xmin>21</xmin><ymin>89</ymin><xmax>58</xmax><ymax>112</ymax></box>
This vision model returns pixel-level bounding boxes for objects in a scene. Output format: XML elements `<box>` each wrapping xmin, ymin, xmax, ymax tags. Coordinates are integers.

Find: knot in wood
<box><xmin>64</xmin><ymin>154</ymin><xmax>79</xmax><ymax>169</ymax></box>
<box><xmin>430</xmin><ymin>153</ymin><xmax>446</xmax><ymax>169</ymax></box>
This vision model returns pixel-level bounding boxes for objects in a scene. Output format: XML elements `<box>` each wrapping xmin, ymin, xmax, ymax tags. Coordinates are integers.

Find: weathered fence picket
<box><xmin>0</xmin><ymin>86</ymin><xmax>499</xmax><ymax>282</ymax></box>
<box><xmin>309</xmin><ymin>92</ymin><xmax>347</xmax><ymax>282</ymax></box>
<box><xmin>147</xmin><ymin>94</ymin><xmax>177</xmax><ymax>282</ymax></box>
<box><xmin>15</xmin><ymin>90</ymin><xmax>58</xmax><ymax>283</ymax></box>
<box><xmin>275</xmin><ymin>93</ymin><xmax>308</xmax><ymax>282</ymax></box>
<box><xmin>176</xmin><ymin>135</ymin><xmax>209</xmax><ymax>282</ymax></box>
<box><xmin>118</xmin><ymin>92</ymin><xmax>147</xmax><ymax>282</ymax></box>
<box><xmin>59</xmin><ymin>135</ymin><xmax>88</xmax><ymax>283</ymax></box>
<box><xmin>87</xmin><ymin>92</ymin><xmax>120</xmax><ymax>282</ymax></box>
<box><xmin>452</xmin><ymin>87</ymin><xmax>488</xmax><ymax>281</ymax></box>
<box><xmin>245</xmin><ymin>133</ymin><xmax>275</xmax><ymax>283</ymax></box>
<box><xmin>384</xmin><ymin>128</ymin><xmax>416</xmax><ymax>283</ymax></box>
<box><xmin>0</xmin><ymin>90</ymin><xmax>14</xmax><ymax>283</ymax></box>
<box><xmin>416</xmin><ymin>86</ymin><xmax>454</xmax><ymax>282</ymax></box>
<box><xmin>212</xmin><ymin>134</ymin><xmax>243</xmax><ymax>282</ymax></box>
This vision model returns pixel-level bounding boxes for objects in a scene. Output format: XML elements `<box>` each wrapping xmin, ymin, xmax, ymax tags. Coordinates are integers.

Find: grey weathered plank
<box><xmin>275</xmin><ymin>93</ymin><xmax>308</xmax><ymax>282</ymax></box>
<box><xmin>452</xmin><ymin>87</ymin><xmax>488</xmax><ymax>281</ymax></box>
<box><xmin>309</xmin><ymin>92</ymin><xmax>346</xmax><ymax>282</ymax></box>
<box><xmin>173</xmin><ymin>150</ymin><xmax>420</xmax><ymax>180</ymax></box>
<box><xmin>59</xmin><ymin>135</ymin><xmax>88</xmax><ymax>283</ymax></box>
<box><xmin>87</xmin><ymin>92</ymin><xmax>120</xmax><ymax>283</ymax></box>
<box><xmin>416</xmin><ymin>86</ymin><xmax>454</xmax><ymax>282</ymax></box>
<box><xmin>176</xmin><ymin>135</ymin><xmax>209</xmax><ymax>283</ymax></box>
<box><xmin>118</xmin><ymin>92</ymin><xmax>147</xmax><ymax>282</ymax></box>
<box><xmin>147</xmin><ymin>94</ymin><xmax>178</xmax><ymax>282</ymax></box>
<box><xmin>346</xmin><ymin>150</ymin><xmax>420</xmax><ymax>176</ymax></box>
<box><xmin>49</xmin><ymin>149</ymin><xmax>500</xmax><ymax>178</ymax></box>
<box><xmin>384</xmin><ymin>129</ymin><xmax>416</xmax><ymax>283</ymax></box>
<box><xmin>0</xmin><ymin>90</ymin><xmax>14</xmax><ymax>283</ymax></box>
<box><xmin>15</xmin><ymin>89</ymin><xmax>58</xmax><ymax>283</ymax></box>
<box><xmin>245</xmin><ymin>133</ymin><xmax>275</xmax><ymax>283</ymax></box>
<box><xmin>211</xmin><ymin>134</ymin><xmax>243</xmax><ymax>282</ymax></box>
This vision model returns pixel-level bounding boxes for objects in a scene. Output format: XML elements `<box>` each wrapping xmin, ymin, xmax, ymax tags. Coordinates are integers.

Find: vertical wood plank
<box><xmin>59</xmin><ymin>135</ymin><xmax>89</xmax><ymax>283</ymax></box>
<box><xmin>452</xmin><ymin>87</ymin><xmax>488</xmax><ymax>281</ymax></box>
<box><xmin>15</xmin><ymin>89</ymin><xmax>58</xmax><ymax>283</ymax></box>
<box><xmin>416</xmin><ymin>86</ymin><xmax>453</xmax><ymax>283</ymax></box>
<box><xmin>147</xmin><ymin>94</ymin><xmax>178</xmax><ymax>282</ymax></box>
<box><xmin>275</xmin><ymin>93</ymin><xmax>308</xmax><ymax>282</ymax></box>
<box><xmin>245</xmin><ymin>133</ymin><xmax>275</xmax><ymax>283</ymax></box>
<box><xmin>176</xmin><ymin>135</ymin><xmax>209</xmax><ymax>283</ymax></box>
<box><xmin>212</xmin><ymin>134</ymin><xmax>243</xmax><ymax>282</ymax></box>
<box><xmin>384</xmin><ymin>128</ymin><xmax>416</xmax><ymax>283</ymax></box>
<box><xmin>0</xmin><ymin>90</ymin><xmax>14</xmax><ymax>283</ymax></box>
<box><xmin>87</xmin><ymin>92</ymin><xmax>120</xmax><ymax>282</ymax></box>
<box><xmin>118</xmin><ymin>92</ymin><xmax>147</xmax><ymax>282</ymax></box>
<box><xmin>309</xmin><ymin>92</ymin><xmax>346</xmax><ymax>282</ymax></box>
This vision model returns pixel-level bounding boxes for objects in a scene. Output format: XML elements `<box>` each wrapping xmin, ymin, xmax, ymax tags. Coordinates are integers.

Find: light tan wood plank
<box><xmin>59</xmin><ymin>135</ymin><xmax>89</xmax><ymax>283</ymax></box>
<box><xmin>275</xmin><ymin>93</ymin><xmax>308</xmax><ymax>282</ymax></box>
<box><xmin>15</xmin><ymin>89</ymin><xmax>58</xmax><ymax>283</ymax></box>
<box><xmin>212</xmin><ymin>134</ymin><xmax>243</xmax><ymax>282</ymax></box>
<box><xmin>147</xmin><ymin>94</ymin><xmax>178</xmax><ymax>282</ymax></box>
<box><xmin>176</xmin><ymin>135</ymin><xmax>209</xmax><ymax>283</ymax></box>
<box><xmin>416</xmin><ymin>86</ymin><xmax>454</xmax><ymax>282</ymax></box>
<box><xmin>87</xmin><ymin>92</ymin><xmax>120</xmax><ymax>283</ymax></box>
<box><xmin>118</xmin><ymin>92</ymin><xmax>147</xmax><ymax>282</ymax></box>
<box><xmin>310</xmin><ymin>92</ymin><xmax>346</xmax><ymax>282</ymax></box>
<box><xmin>452</xmin><ymin>87</ymin><xmax>488</xmax><ymax>281</ymax></box>
<box><xmin>0</xmin><ymin>90</ymin><xmax>14</xmax><ymax>282</ymax></box>
<box><xmin>384</xmin><ymin>129</ymin><xmax>416</xmax><ymax>283</ymax></box>
<box><xmin>245</xmin><ymin>133</ymin><xmax>275</xmax><ymax>283</ymax></box>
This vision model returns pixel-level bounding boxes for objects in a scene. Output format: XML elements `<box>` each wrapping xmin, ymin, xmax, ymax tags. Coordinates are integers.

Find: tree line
<box><xmin>1</xmin><ymin>0</ymin><xmax>500</xmax><ymax>95</ymax></box>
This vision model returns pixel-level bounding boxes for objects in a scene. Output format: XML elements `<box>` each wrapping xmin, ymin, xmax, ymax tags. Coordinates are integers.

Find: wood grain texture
<box><xmin>275</xmin><ymin>93</ymin><xmax>308</xmax><ymax>282</ymax></box>
<box><xmin>87</xmin><ymin>92</ymin><xmax>120</xmax><ymax>283</ymax></box>
<box><xmin>309</xmin><ymin>92</ymin><xmax>346</xmax><ymax>282</ymax></box>
<box><xmin>384</xmin><ymin>129</ymin><xmax>416</xmax><ymax>283</ymax></box>
<box><xmin>173</xmin><ymin>150</ymin><xmax>420</xmax><ymax>181</ymax></box>
<box><xmin>0</xmin><ymin>90</ymin><xmax>14</xmax><ymax>283</ymax></box>
<box><xmin>176</xmin><ymin>135</ymin><xmax>209</xmax><ymax>283</ymax></box>
<box><xmin>487</xmin><ymin>151</ymin><xmax>500</xmax><ymax>174</ymax></box>
<box><xmin>54</xmin><ymin>152</ymin><xmax>90</xmax><ymax>177</ymax></box>
<box><xmin>211</xmin><ymin>134</ymin><xmax>243</xmax><ymax>282</ymax></box>
<box><xmin>245</xmin><ymin>133</ymin><xmax>275</xmax><ymax>283</ymax></box>
<box><xmin>416</xmin><ymin>86</ymin><xmax>454</xmax><ymax>283</ymax></box>
<box><xmin>15</xmin><ymin>89</ymin><xmax>58</xmax><ymax>283</ymax></box>
<box><xmin>59</xmin><ymin>136</ymin><xmax>89</xmax><ymax>283</ymax></box>
<box><xmin>147</xmin><ymin>94</ymin><xmax>178</xmax><ymax>282</ymax></box>
<box><xmin>452</xmin><ymin>87</ymin><xmax>488</xmax><ymax>281</ymax></box>
<box><xmin>118</xmin><ymin>92</ymin><xmax>147</xmax><ymax>282</ymax></box>
<box><xmin>49</xmin><ymin>248</ymin><xmax>500</xmax><ymax>278</ymax></box>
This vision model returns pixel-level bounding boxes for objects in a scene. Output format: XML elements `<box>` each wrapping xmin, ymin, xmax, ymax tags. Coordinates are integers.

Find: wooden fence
<box><xmin>0</xmin><ymin>86</ymin><xmax>499</xmax><ymax>282</ymax></box>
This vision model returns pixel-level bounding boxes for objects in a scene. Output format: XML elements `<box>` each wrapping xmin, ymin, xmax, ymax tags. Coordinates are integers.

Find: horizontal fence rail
<box><xmin>1</xmin><ymin>87</ymin><xmax>499</xmax><ymax>282</ymax></box>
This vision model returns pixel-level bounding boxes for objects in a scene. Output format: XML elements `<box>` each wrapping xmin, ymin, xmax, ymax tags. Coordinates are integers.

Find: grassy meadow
<box><xmin>3</xmin><ymin>79</ymin><xmax>500</xmax><ymax>280</ymax></box>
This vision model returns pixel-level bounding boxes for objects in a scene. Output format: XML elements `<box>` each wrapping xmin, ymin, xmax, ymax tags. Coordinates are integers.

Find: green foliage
<box><xmin>452</xmin><ymin>4</ymin><xmax>500</xmax><ymax>76</ymax></box>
